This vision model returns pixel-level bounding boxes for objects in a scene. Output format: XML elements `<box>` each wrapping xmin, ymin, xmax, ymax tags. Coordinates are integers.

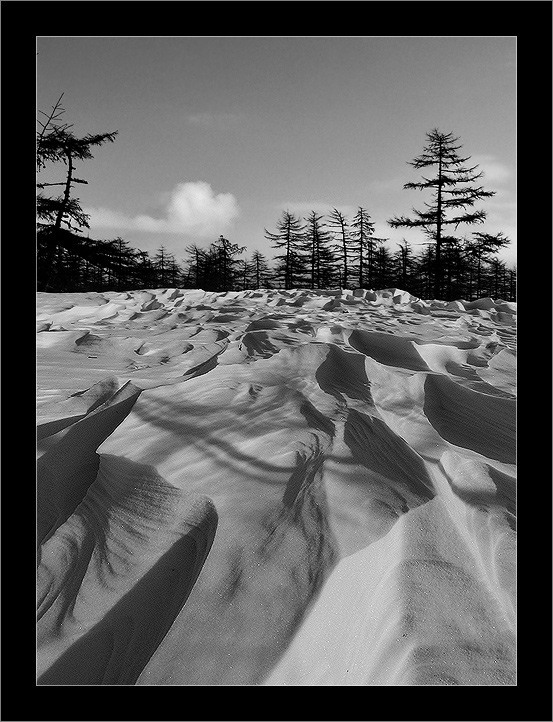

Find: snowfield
<box><xmin>36</xmin><ymin>286</ymin><xmax>516</xmax><ymax>685</ymax></box>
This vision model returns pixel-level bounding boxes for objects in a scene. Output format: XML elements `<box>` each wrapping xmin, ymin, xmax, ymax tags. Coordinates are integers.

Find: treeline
<box><xmin>36</xmin><ymin>97</ymin><xmax>515</xmax><ymax>300</ymax></box>
<box><xmin>262</xmin><ymin>208</ymin><xmax>515</xmax><ymax>301</ymax></box>
<box><xmin>36</xmin><ymin>231</ymin><xmax>272</xmax><ymax>294</ymax></box>
<box><xmin>36</xmin><ymin>222</ymin><xmax>516</xmax><ymax>302</ymax></box>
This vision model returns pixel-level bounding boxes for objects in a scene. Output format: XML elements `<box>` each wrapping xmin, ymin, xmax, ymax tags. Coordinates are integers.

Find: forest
<box><xmin>37</xmin><ymin>97</ymin><xmax>515</xmax><ymax>301</ymax></box>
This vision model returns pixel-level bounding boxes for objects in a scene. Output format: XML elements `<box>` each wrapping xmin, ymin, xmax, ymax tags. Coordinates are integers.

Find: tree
<box><xmin>349</xmin><ymin>207</ymin><xmax>388</xmax><ymax>288</ymax></box>
<box><xmin>235</xmin><ymin>259</ymin><xmax>252</xmax><ymax>291</ymax></box>
<box><xmin>36</xmin><ymin>93</ymin><xmax>71</xmax><ymax>172</ymax></box>
<box><xmin>393</xmin><ymin>238</ymin><xmax>416</xmax><ymax>291</ymax></box>
<box><xmin>264</xmin><ymin>211</ymin><xmax>305</xmax><ymax>289</ymax></box>
<box><xmin>328</xmin><ymin>208</ymin><xmax>351</xmax><ymax>289</ymax></box>
<box><xmin>350</xmin><ymin>207</ymin><xmax>373</xmax><ymax>288</ymax></box>
<box><xmin>373</xmin><ymin>245</ymin><xmax>392</xmax><ymax>289</ymax></box>
<box><xmin>441</xmin><ymin>238</ymin><xmax>465</xmax><ymax>300</ymax></box>
<box><xmin>37</xmin><ymin>97</ymin><xmax>118</xmax><ymax>290</ymax></box>
<box><xmin>250</xmin><ymin>250</ymin><xmax>272</xmax><ymax>289</ymax></box>
<box><xmin>135</xmin><ymin>250</ymin><xmax>154</xmax><ymax>289</ymax></box>
<box><xmin>304</xmin><ymin>211</ymin><xmax>333</xmax><ymax>289</ymax></box>
<box><xmin>388</xmin><ymin>128</ymin><xmax>496</xmax><ymax>298</ymax></box>
<box><xmin>152</xmin><ymin>245</ymin><xmax>177</xmax><ymax>287</ymax></box>
<box><xmin>317</xmin><ymin>243</ymin><xmax>339</xmax><ymax>288</ymax></box>
<box><xmin>488</xmin><ymin>257</ymin><xmax>507</xmax><ymax>299</ymax></box>
<box><xmin>463</xmin><ymin>231</ymin><xmax>510</xmax><ymax>299</ymax></box>
<box><xmin>184</xmin><ymin>243</ymin><xmax>207</xmax><ymax>288</ymax></box>
<box><xmin>108</xmin><ymin>237</ymin><xmax>135</xmax><ymax>289</ymax></box>
<box><xmin>415</xmin><ymin>243</ymin><xmax>435</xmax><ymax>299</ymax></box>
<box><xmin>167</xmin><ymin>256</ymin><xmax>184</xmax><ymax>288</ymax></box>
<box><xmin>508</xmin><ymin>265</ymin><xmax>517</xmax><ymax>301</ymax></box>
<box><xmin>211</xmin><ymin>235</ymin><xmax>246</xmax><ymax>291</ymax></box>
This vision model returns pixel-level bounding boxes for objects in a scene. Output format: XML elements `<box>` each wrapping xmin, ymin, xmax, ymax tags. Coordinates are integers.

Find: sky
<box><xmin>36</xmin><ymin>36</ymin><xmax>516</xmax><ymax>269</ymax></box>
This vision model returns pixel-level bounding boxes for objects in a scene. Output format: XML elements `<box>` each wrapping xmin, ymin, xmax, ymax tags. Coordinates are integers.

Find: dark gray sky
<box><xmin>37</xmin><ymin>36</ymin><xmax>516</xmax><ymax>266</ymax></box>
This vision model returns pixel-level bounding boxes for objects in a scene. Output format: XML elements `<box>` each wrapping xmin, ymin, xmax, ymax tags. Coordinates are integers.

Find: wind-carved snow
<box><xmin>36</xmin><ymin>287</ymin><xmax>516</xmax><ymax>685</ymax></box>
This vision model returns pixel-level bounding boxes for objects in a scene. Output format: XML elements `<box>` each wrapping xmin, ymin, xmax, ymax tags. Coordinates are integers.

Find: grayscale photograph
<box><xmin>37</xmin><ymin>34</ymin><xmax>517</xmax><ymax>687</ymax></box>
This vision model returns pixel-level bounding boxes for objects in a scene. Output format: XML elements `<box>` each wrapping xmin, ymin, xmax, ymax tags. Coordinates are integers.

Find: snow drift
<box><xmin>36</xmin><ymin>287</ymin><xmax>516</xmax><ymax>685</ymax></box>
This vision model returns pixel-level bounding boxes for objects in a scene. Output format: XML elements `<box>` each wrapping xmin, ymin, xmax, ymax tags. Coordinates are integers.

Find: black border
<box><xmin>2</xmin><ymin>2</ymin><xmax>552</xmax><ymax>720</ymax></box>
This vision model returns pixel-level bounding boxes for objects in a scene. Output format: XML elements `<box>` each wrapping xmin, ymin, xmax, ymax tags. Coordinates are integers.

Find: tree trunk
<box><xmin>41</xmin><ymin>149</ymin><xmax>74</xmax><ymax>291</ymax></box>
<box><xmin>434</xmin><ymin>151</ymin><xmax>443</xmax><ymax>298</ymax></box>
<box><xmin>342</xmin><ymin>228</ymin><xmax>348</xmax><ymax>288</ymax></box>
<box><xmin>311</xmin><ymin>236</ymin><xmax>316</xmax><ymax>290</ymax></box>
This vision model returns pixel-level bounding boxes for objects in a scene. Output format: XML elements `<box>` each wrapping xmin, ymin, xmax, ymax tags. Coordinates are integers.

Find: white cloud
<box><xmin>86</xmin><ymin>181</ymin><xmax>240</xmax><ymax>237</ymax></box>
<box><xmin>471</xmin><ymin>155</ymin><xmax>513</xmax><ymax>186</ymax></box>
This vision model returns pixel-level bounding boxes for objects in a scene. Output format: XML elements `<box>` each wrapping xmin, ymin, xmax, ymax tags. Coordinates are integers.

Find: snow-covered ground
<box><xmin>37</xmin><ymin>287</ymin><xmax>516</xmax><ymax>685</ymax></box>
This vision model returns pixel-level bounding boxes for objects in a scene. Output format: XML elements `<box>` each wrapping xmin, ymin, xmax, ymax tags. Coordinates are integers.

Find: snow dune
<box><xmin>36</xmin><ymin>287</ymin><xmax>516</xmax><ymax>685</ymax></box>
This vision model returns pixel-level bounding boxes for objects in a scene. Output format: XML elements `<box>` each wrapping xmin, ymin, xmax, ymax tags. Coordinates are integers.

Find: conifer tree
<box><xmin>350</xmin><ymin>207</ymin><xmax>374</xmax><ymax>288</ymax></box>
<box><xmin>184</xmin><ymin>244</ymin><xmax>207</xmax><ymax>288</ymax></box>
<box><xmin>108</xmin><ymin>237</ymin><xmax>136</xmax><ymax>289</ymax></box>
<box><xmin>137</xmin><ymin>251</ymin><xmax>154</xmax><ymax>289</ymax></box>
<box><xmin>235</xmin><ymin>258</ymin><xmax>252</xmax><ymax>291</ymax></box>
<box><xmin>416</xmin><ymin>244</ymin><xmax>435</xmax><ymax>299</ymax></box>
<box><xmin>264</xmin><ymin>211</ymin><xmax>305</xmax><ymax>290</ymax></box>
<box><xmin>36</xmin><ymin>93</ymin><xmax>71</xmax><ymax>172</ymax></box>
<box><xmin>374</xmin><ymin>245</ymin><xmax>392</xmax><ymax>289</ymax></box>
<box><xmin>328</xmin><ymin>208</ymin><xmax>351</xmax><ymax>288</ymax></box>
<box><xmin>317</xmin><ymin>244</ymin><xmax>338</xmax><ymax>288</ymax></box>
<box><xmin>463</xmin><ymin>231</ymin><xmax>510</xmax><ymax>299</ymax></box>
<box><xmin>393</xmin><ymin>239</ymin><xmax>416</xmax><ymax>291</ymax></box>
<box><xmin>304</xmin><ymin>211</ymin><xmax>333</xmax><ymax>289</ymax></box>
<box><xmin>152</xmin><ymin>245</ymin><xmax>177</xmax><ymax>287</ymax></box>
<box><xmin>349</xmin><ymin>207</ymin><xmax>388</xmax><ymax>288</ymax></box>
<box><xmin>251</xmin><ymin>250</ymin><xmax>272</xmax><ymax>289</ymax></box>
<box><xmin>37</xmin><ymin>96</ymin><xmax>118</xmax><ymax>290</ymax></box>
<box><xmin>211</xmin><ymin>235</ymin><xmax>246</xmax><ymax>291</ymax></box>
<box><xmin>488</xmin><ymin>258</ymin><xmax>507</xmax><ymax>299</ymax></box>
<box><xmin>508</xmin><ymin>265</ymin><xmax>517</xmax><ymax>301</ymax></box>
<box><xmin>388</xmin><ymin>128</ymin><xmax>495</xmax><ymax>298</ymax></box>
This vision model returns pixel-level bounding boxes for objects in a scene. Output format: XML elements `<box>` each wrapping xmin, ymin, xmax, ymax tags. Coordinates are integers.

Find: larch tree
<box><xmin>393</xmin><ymin>238</ymin><xmax>416</xmax><ymax>291</ymax></box>
<box><xmin>184</xmin><ymin>243</ymin><xmax>207</xmax><ymax>288</ymax></box>
<box><xmin>374</xmin><ymin>244</ymin><xmax>393</xmax><ymax>289</ymax></box>
<box><xmin>415</xmin><ymin>243</ymin><xmax>435</xmax><ymax>299</ymax></box>
<box><xmin>36</xmin><ymin>93</ymin><xmax>71</xmax><ymax>172</ymax></box>
<box><xmin>388</xmin><ymin>128</ymin><xmax>496</xmax><ymax>298</ymax></box>
<box><xmin>304</xmin><ymin>211</ymin><xmax>332</xmax><ymax>289</ymax></box>
<box><xmin>463</xmin><ymin>231</ymin><xmax>510</xmax><ymax>299</ymax></box>
<box><xmin>350</xmin><ymin>207</ymin><xmax>374</xmax><ymax>288</ymax></box>
<box><xmin>37</xmin><ymin>96</ymin><xmax>118</xmax><ymax>290</ymax></box>
<box><xmin>211</xmin><ymin>235</ymin><xmax>246</xmax><ymax>291</ymax></box>
<box><xmin>264</xmin><ymin>211</ymin><xmax>305</xmax><ymax>290</ymax></box>
<box><xmin>349</xmin><ymin>207</ymin><xmax>387</xmax><ymax>288</ymax></box>
<box><xmin>153</xmin><ymin>245</ymin><xmax>177</xmax><ymax>287</ymax></box>
<box><xmin>328</xmin><ymin>208</ymin><xmax>351</xmax><ymax>289</ymax></box>
<box><xmin>250</xmin><ymin>250</ymin><xmax>272</xmax><ymax>289</ymax></box>
<box><xmin>508</xmin><ymin>265</ymin><xmax>516</xmax><ymax>301</ymax></box>
<box><xmin>317</xmin><ymin>243</ymin><xmax>339</xmax><ymax>288</ymax></box>
<box><xmin>488</xmin><ymin>257</ymin><xmax>508</xmax><ymax>299</ymax></box>
<box><xmin>236</xmin><ymin>258</ymin><xmax>252</xmax><ymax>291</ymax></box>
